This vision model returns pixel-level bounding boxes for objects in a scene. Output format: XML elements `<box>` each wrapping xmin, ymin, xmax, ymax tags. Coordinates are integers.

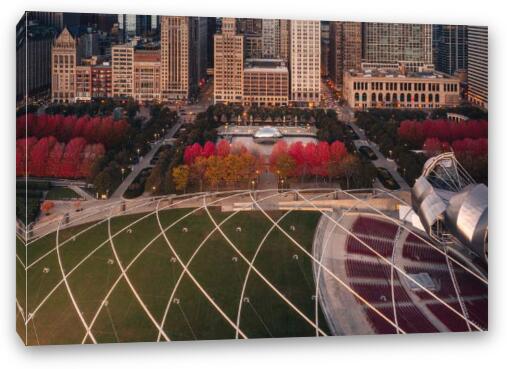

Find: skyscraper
<box><xmin>320</xmin><ymin>21</ymin><xmax>330</xmax><ymax>78</ymax></box>
<box><xmin>51</xmin><ymin>27</ymin><xmax>77</xmax><ymax>103</ymax></box>
<box><xmin>237</xmin><ymin>18</ymin><xmax>262</xmax><ymax>35</ymax></box>
<box><xmin>467</xmin><ymin>26</ymin><xmax>488</xmax><ymax>108</ymax></box>
<box><xmin>16</xmin><ymin>13</ymin><xmax>56</xmax><ymax>100</ymax></box>
<box><xmin>213</xmin><ymin>18</ymin><xmax>244</xmax><ymax>104</ymax></box>
<box><xmin>290</xmin><ymin>20</ymin><xmax>321</xmax><ymax>106</ymax></box>
<box><xmin>262</xmin><ymin>19</ymin><xmax>280</xmax><ymax>58</ymax></box>
<box><xmin>279</xmin><ymin>20</ymin><xmax>290</xmax><ymax>63</ymax></box>
<box><xmin>329</xmin><ymin>21</ymin><xmax>362</xmax><ymax>91</ymax></box>
<box><xmin>363</xmin><ymin>23</ymin><xmax>432</xmax><ymax>64</ymax></box>
<box><xmin>436</xmin><ymin>25</ymin><xmax>468</xmax><ymax>75</ymax></box>
<box><xmin>195</xmin><ymin>17</ymin><xmax>209</xmax><ymax>82</ymax></box>
<box><xmin>111</xmin><ymin>44</ymin><xmax>134</xmax><ymax>98</ymax></box>
<box><xmin>160</xmin><ymin>16</ymin><xmax>198</xmax><ymax>102</ymax></box>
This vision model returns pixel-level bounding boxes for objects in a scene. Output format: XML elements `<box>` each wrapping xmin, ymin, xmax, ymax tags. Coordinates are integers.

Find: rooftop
<box><xmin>347</xmin><ymin>67</ymin><xmax>457</xmax><ymax>80</ymax></box>
<box><xmin>134</xmin><ymin>50</ymin><xmax>161</xmax><ymax>63</ymax></box>
<box><xmin>244</xmin><ymin>58</ymin><xmax>288</xmax><ymax>72</ymax></box>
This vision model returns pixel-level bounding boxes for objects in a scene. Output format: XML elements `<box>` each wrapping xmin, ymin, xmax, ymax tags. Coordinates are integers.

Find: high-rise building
<box><xmin>262</xmin><ymin>19</ymin><xmax>280</xmax><ymax>58</ymax></box>
<box><xmin>29</xmin><ymin>11</ymin><xmax>64</xmax><ymax>29</ymax></box>
<box><xmin>243</xmin><ymin>59</ymin><xmax>288</xmax><ymax>106</ymax></box>
<box><xmin>436</xmin><ymin>25</ymin><xmax>468</xmax><ymax>76</ymax></box>
<box><xmin>16</xmin><ymin>14</ymin><xmax>56</xmax><ymax>100</ymax></box>
<box><xmin>213</xmin><ymin>18</ymin><xmax>244</xmax><ymax>104</ymax></box>
<box><xmin>75</xmin><ymin>65</ymin><xmax>92</xmax><ymax>101</ymax></box>
<box><xmin>363</xmin><ymin>23</ymin><xmax>432</xmax><ymax>64</ymax></box>
<box><xmin>91</xmin><ymin>64</ymin><xmax>112</xmax><ymax>98</ymax></box>
<box><xmin>51</xmin><ymin>27</ymin><xmax>77</xmax><ymax>103</ymax></box>
<box><xmin>206</xmin><ymin>17</ymin><xmax>216</xmax><ymax>69</ymax></box>
<box><xmin>320</xmin><ymin>21</ymin><xmax>330</xmax><ymax>78</ymax></box>
<box><xmin>160</xmin><ymin>16</ymin><xmax>198</xmax><ymax>102</ymax></box>
<box><xmin>195</xmin><ymin>17</ymin><xmax>209</xmax><ymax>82</ymax></box>
<box><xmin>343</xmin><ymin>63</ymin><xmax>461</xmax><ymax>110</ymax></box>
<box><xmin>111</xmin><ymin>44</ymin><xmax>134</xmax><ymax>98</ymax></box>
<box><xmin>78</xmin><ymin>28</ymin><xmax>100</xmax><ymax>63</ymax></box>
<box><xmin>151</xmin><ymin>15</ymin><xmax>159</xmax><ymax>31</ymax></box>
<box><xmin>136</xmin><ymin>15</ymin><xmax>152</xmax><ymax>36</ymax></box>
<box><xmin>245</xmin><ymin>34</ymin><xmax>263</xmax><ymax>59</ymax></box>
<box><xmin>237</xmin><ymin>18</ymin><xmax>262</xmax><ymax>35</ymax></box>
<box><xmin>118</xmin><ymin>14</ymin><xmax>136</xmax><ymax>40</ymax></box>
<box><xmin>329</xmin><ymin>21</ymin><xmax>362</xmax><ymax>91</ymax></box>
<box><xmin>290</xmin><ymin>20</ymin><xmax>321</xmax><ymax>106</ymax></box>
<box><xmin>279</xmin><ymin>20</ymin><xmax>290</xmax><ymax>63</ymax></box>
<box><xmin>133</xmin><ymin>50</ymin><xmax>161</xmax><ymax>102</ymax></box>
<box><xmin>467</xmin><ymin>26</ymin><xmax>488</xmax><ymax>108</ymax></box>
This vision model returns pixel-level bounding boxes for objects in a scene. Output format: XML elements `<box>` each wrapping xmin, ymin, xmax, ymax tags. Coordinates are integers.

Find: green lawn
<box><xmin>45</xmin><ymin>187</ymin><xmax>81</xmax><ymax>200</ymax></box>
<box><xmin>17</xmin><ymin>207</ymin><xmax>329</xmax><ymax>345</ymax></box>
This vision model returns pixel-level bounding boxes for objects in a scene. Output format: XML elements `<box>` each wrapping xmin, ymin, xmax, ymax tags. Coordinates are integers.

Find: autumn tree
<box><xmin>172</xmin><ymin>165</ymin><xmax>190</xmax><ymax>193</ymax></box>
<box><xmin>273</xmin><ymin>153</ymin><xmax>296</xmax><ymax>179</ymax></box>
<box><xmin>339</xmin><ymin>154</ymin><xmax>360</xmax><ymax>189</ymax></box>
<box><xmin>40</xmin><ymin>200</ymin><xmax>54</xmax><ymax>215</ymax></box>
<box><xmin>190</xmin><ymin>156</ymin><xmax>208</xmax><ymax>192</ymax></box>
<box><xmin>216</xmin><ymin>140</ymin><xmax>231</xmax><ymax>157</ymax></box>
<box><xmin>204</xmin><ymin>156</ymin><xmax>224</xmax><ymax>190</ymax></box>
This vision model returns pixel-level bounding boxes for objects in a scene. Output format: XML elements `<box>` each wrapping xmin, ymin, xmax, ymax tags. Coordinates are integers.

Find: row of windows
<box><xmin>352</xmin><ymin>81</ymin><xmax>457</xmax><ymax>92</ymax></box>
<box><xmin>354</xmin><ymin>92</ymin><xmax>441</xmax><ymax>103</ymax></box>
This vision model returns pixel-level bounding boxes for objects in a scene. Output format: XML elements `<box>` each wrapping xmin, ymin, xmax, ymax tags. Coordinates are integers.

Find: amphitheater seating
<box><xmin>364</xmin><ymin>305</ymin><xmax>438</xmax><ymax>334</ymax></box>
<box><xmin>465</xmin><ymin>299</ymin><xmax>488</xmax><ymax>329</ymax></box>
<box><xmin>346</xmin><ymin>236</ymin><xmax>394</xmax><ymax>257</ymax></box>
<box><xmin>344</xmin><ymin>215</ymin><xmax>470</xmax><ymax>335</ymax></box>
<box><xmin>402</xmin><ymin>242</ymin><xmax>446</xmax><ymax>263</ymax></box>
<box><xmin>395</xmin><ymin>305</ymin><xmax>439</xmax><ymax>333</ymax></box>
<box><xmin>351</xmin><ymin>216</ymin><xmax>399</xmax><ymax>240</ymax></box>
<box><xmin>426</xmin><ymin>302</ymin><xmax>470</xmax><ymax>332</ymax></box>
<box><xmin>346</xmin><ymin>259</ymin><xmax>391</xmax><ymax>279</ymax></box>
<box><xmin>365</xmin><ymin>306</ymin><xmax>398</xmax><ymax>334</ymax></box>
<box><xmin>454</xmin><ymin>271</ymin><xmax>488</xmax><ymax>297</ymax></box>
<box><xmin>351</xmin><ymin>282</ymin><xmax>411</xmax><ymax>304</ymax></box>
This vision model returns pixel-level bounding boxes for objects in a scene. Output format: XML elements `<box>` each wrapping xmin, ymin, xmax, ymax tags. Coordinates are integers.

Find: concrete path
<box><xmin>69</xmin><ymin>185</ymin><xmax>95</xmax><ymax>201</ymax></box>
<box><xmin>350</xmin><ymin>124</ymin><xmax>410</xmax><ymax>190</ymax></box>
<box><xmin>110</xmin><ymin>120</ymin><xmax>183</xmax><ymax>199</ymax></box>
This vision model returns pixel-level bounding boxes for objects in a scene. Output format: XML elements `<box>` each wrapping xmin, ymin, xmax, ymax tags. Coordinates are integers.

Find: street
<box><xmin>322</xmin><ymin>80</ymin><xmax>409</xmax><ymax>190</ymax></box>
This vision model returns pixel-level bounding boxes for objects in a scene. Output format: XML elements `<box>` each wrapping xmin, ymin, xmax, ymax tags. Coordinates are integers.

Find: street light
<box><xmin>121</xmin><ymin>167</ymin><xmax>125</xmax><ymax>181</ymax></box>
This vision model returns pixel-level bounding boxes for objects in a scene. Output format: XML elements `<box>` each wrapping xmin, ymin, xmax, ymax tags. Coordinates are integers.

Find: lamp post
<box><xmin>121</xmin><ymin>167</ymin><xmax>125</xmax><ymax>181</ymax></box>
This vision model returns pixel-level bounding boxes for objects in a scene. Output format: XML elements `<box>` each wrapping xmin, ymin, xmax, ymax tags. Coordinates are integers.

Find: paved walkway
<box><xmin>69</xmin><ymin>185</ymin><xmax>95</xmax><ymax>201</ymax></box>
<box><xmin>349</xmin><ymin>124</ymin><xmax>410</xmax><ymax>190</ymax></box>
<box><xmin>110</xmin><ymin>120</ymin><xmax>183</xmax><ymax>199</ymax></box>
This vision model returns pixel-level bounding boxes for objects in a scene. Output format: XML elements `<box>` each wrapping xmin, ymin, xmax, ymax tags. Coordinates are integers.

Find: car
<box><xmin>376</xmin><ymin>167</ymin><xmax>400</xmax><ymax>190</ymax></box>
<box><xmin>358</xmin><ymin>146</ymin><xmax>377</xmax><ymax>160</ymax></box>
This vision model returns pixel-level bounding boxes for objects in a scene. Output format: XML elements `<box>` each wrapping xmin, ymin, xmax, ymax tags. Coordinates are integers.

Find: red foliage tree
<box><xmin>269</xmin><ymin>140</ymin><xmax>288</xmax><ymax>169</ymax></box>
<box><xmin>288</xmin><ymin>141</ymin><xmax>306</xmax><ymax>176</ymax></box>
<box><xmin>28</xmin><ymin>136</ymin><xmax>57</xmax><ymax>177</ymax></box>
<box><xmin>202</xmin><ymin>141</ymin><xmax>216</xmax><ymax>158</ymax></box>
<box><xmin>15</xmin><ymin>137</ymin><xmax>38</xmax><ymax>176</ymax></box>
<box><xmin>216</xmin><ymin>140</ymin><xmax>231</xmax><ymax>157</ymax></box>
<box><xmin>46</xmin><ymin>142</ymin><xmax>65</xmax><ymax>177</ymax></box>
<box><xmin>59</xmin><ymin>138</ymin><xmax>87</xmax><ymax>178</ymax></box>
<box><xmin>183</xmin><ymin>143</ymin><xmax>203</xmax><ymax>165</ymax></box>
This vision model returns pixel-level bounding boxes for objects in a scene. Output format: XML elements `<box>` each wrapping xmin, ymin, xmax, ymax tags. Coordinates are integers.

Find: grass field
<box><xmin>16</xmin><ymin>206</ymin><xmax>331</xmax><ymax>345</ymax></box>
<box><xmin>45</xmin><ymin>187</ymin><xmax>81</xmax><ymax>200</ymax></box>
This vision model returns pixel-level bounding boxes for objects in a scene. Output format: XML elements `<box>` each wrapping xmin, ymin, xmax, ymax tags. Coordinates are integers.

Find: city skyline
<box><xmin>18</xmin><ymin>12</ymin><xmax>488</xmax><ymax>109</ymax></box>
